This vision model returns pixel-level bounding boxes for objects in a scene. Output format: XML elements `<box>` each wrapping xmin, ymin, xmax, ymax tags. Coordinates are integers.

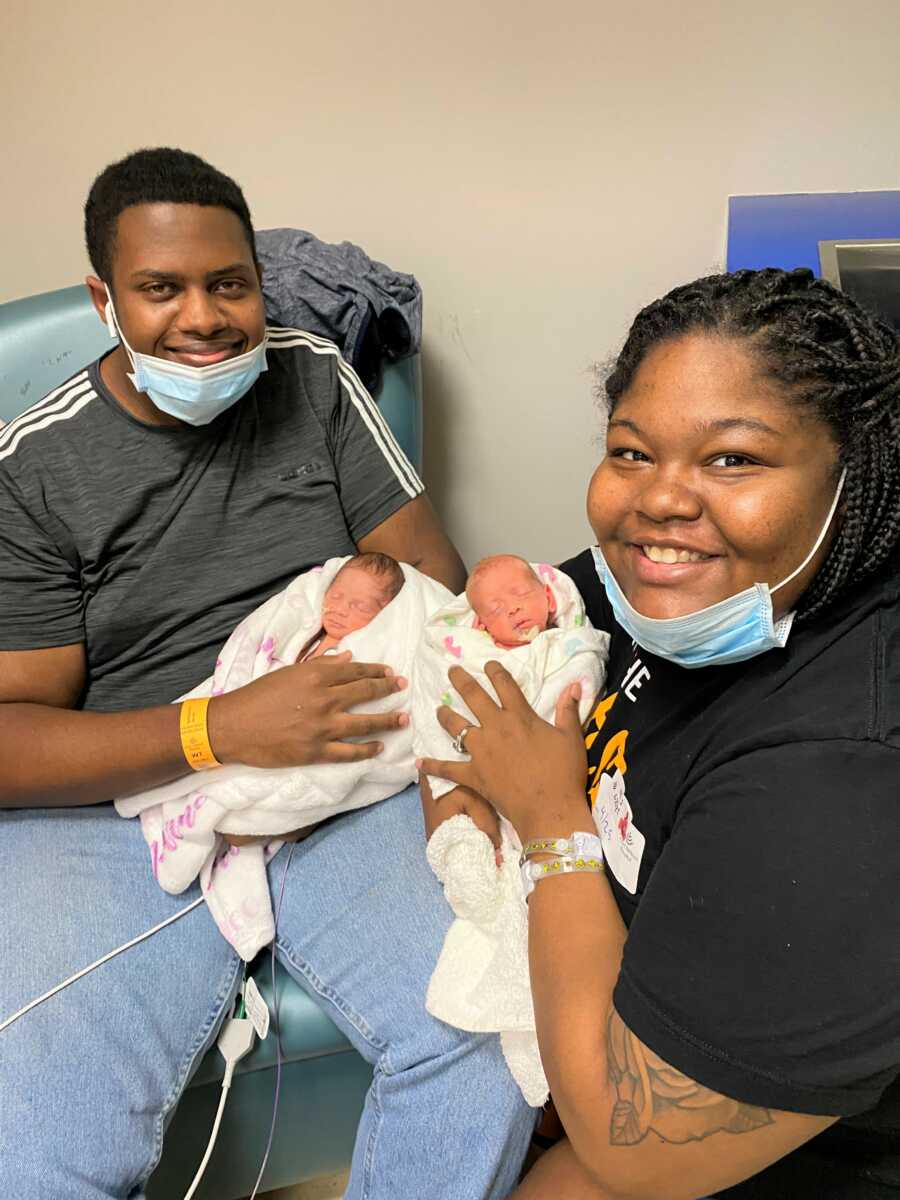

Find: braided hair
<box><xmin>604</xmin><ymin>268</ymin><xmax>900</xmax><ymax>620</ymax></box>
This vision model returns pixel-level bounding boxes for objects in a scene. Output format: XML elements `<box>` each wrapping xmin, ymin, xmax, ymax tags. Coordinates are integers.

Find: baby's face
<box><xmin>321</xmin><ymin>568</ymin><xmax>391</xmax><ymax>639</ymax></box>
<box><xmin>469</xmin><ymin>562</ymin><xmax>552</xmax><ymax>646</ymax></box>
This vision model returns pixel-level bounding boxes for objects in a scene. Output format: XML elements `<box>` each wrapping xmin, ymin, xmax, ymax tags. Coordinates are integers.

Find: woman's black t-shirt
<box><xmin>560</xmin><ymin>548</ymin><xmax>900</xmax><ymax>1198</ymax></box>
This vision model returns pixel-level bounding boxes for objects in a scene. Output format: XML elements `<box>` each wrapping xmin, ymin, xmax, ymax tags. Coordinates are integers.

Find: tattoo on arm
<box><xmin>606</xmin><ymin>1007</ymin><xmax>774</xmax><ymax>1146</ymax></box>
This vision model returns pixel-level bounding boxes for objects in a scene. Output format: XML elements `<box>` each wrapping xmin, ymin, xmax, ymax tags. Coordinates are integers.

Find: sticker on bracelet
<box><xmin>592</xmin><ymin>768</ymin><xmax>644</xmax><ymax>894</ymax></box>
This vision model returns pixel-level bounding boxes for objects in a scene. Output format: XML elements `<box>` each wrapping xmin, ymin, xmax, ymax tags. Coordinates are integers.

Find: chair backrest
<box><xmin>0</xmin><ymin>285</ymin><xmax>423</xmax><ymax>470</ymax></box>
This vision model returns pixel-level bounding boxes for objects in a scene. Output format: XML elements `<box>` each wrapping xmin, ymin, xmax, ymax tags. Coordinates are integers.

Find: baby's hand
<box><xmin>420</xmin><ymin>777</ymin><xmax>503</xmax><ymax>866</ymax></box>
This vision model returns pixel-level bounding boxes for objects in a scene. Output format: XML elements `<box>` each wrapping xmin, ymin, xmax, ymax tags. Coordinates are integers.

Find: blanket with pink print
<box><xmin>115</xmin><ymin>557</ymin><xmax>453</xmax><ymax>959</ymax></box>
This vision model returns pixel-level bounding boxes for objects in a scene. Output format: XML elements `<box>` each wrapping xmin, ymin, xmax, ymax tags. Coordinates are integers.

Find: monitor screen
<box><xmin>819</xmin><ymin>239</ymin><xmax>900</xmax><ymax>331</ymax></box>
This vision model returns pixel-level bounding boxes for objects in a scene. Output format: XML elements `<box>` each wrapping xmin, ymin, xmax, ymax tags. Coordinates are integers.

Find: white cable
<box><xmin>182</xmin><ymin>1073</ymin><xmax>231</xmax><ymax>1200</ymax></box>
<box><xmin>183</xmin><ymin>1015</ymin><xmax>256</xmax><ymax>1200</ymax></box>
<box><xmin>0</xmin><ymin>896</ymin><xmax>204</xmax><ymax>1034</ymax></box>
<box><xmin>247</xmin><ymin>840</ymin><xmax>296</xmax><ymax>1199</ymax></box>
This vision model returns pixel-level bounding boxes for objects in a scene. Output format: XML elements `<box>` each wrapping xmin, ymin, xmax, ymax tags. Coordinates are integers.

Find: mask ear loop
<box><xmin>103</xmin><ymin>286</ymin><xmax>119</xmax><ymax>339</ymax></box>
<box><xmin>103</xmin><ymin>286</ymin><xmax>142</xmax><ymax>379</ymax></box>
<box><xmin>770</xmin><ymin>468</ymin><xmax>847</xmax><ymax>597</ymax></box>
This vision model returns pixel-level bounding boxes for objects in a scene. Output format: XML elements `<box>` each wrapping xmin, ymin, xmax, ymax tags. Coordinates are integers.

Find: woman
<box><xmin>420</xmin><ymin>268</ymin><xmax>900</xmax><ymax>1198</ymax></box>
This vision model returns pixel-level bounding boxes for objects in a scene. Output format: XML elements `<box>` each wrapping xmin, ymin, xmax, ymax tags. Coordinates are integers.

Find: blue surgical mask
<box><xmin>591</xmin><ymin>470</ymin><xmax>846</xmax><ymax>669</ymax></box>
<box><xmin>104</xmin><ymin>291</ymin><xmax>267</xmax><ymax>426</ymax></box>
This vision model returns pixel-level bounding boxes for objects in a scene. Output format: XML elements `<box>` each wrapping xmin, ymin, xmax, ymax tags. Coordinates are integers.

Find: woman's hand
<box><xmin>416</xmin><ymin>662</ymin><xmax>590</xmax><ymax>842</ymax></box>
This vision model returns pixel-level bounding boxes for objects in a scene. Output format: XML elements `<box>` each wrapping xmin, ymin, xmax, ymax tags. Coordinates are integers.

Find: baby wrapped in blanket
<box><xmin>413</xmin><ymin>556</ymin><xmax>609</xmax><ymax>1105</ymax></box>
<box><xmin>117</xmin><ymin>554</ymin><xmax>453</xmax><ymax>960</ymax></box>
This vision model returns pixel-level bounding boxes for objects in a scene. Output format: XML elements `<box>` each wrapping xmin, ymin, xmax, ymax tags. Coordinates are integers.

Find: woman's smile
<box><xmin>626</xmin><ymin>541</ymin><xmax>722</xmax><ymax>587</ymax></box>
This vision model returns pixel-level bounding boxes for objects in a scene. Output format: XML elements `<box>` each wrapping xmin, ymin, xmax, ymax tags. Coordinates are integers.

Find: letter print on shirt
<box><xmin>621</xmin><ymin>656</ymin><xmax>651</xmax><ymax>701</ymax></box>
<box><xmin>583</xmin><ymin>652</ymin><xmax>648</xmax><ymax>893</ymax></box>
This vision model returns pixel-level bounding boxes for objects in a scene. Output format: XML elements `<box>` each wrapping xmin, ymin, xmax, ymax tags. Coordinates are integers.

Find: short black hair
<box><xmin>604</xmin><ymin>268</ymin><xmax>900</xmax><ymax>621</ymax></box>
<box><xmin>84</xmin><ymin>147</ymin><xmax>257</xmax><ymax>282</ymax></box>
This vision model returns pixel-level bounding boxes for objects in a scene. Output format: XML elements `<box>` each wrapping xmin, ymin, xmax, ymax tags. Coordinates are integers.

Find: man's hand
<box><xmin>420</xmin><ymin>774</ymin><xmax>503</xmax><ymax>864</ymax></box>
<box><xmin>208</xmin><ymin>651</ymin><xmax>408</xmax><ymax>768</ymax></box>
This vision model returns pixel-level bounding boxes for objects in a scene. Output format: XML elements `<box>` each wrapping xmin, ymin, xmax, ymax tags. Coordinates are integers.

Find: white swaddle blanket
<box><xmin>413</xmin><ymin>563</ymin><xmax>609</xmax><ymax>1103</ymax></box>
<box><xmin>116</xmin><ymin>557</ymin><xmax>453</xmax><ymax>960</ymax></box>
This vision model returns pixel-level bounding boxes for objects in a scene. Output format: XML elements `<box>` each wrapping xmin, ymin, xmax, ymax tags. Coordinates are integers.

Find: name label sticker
<box><xmin>244</xmin><ymin>976</ymin><xmax>270</xmax><ymax>1040</ymax></box>
<box><xmin>593</xmin><ymin>768</ymin><xmax>645</xmax><ymax>894</ymax></box>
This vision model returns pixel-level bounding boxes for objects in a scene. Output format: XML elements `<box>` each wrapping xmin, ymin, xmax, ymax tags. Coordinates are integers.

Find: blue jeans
<box><xmin>0</xmin><ymin>787</ymin><xmax>536</xmax><ymax>1198</ymax></box>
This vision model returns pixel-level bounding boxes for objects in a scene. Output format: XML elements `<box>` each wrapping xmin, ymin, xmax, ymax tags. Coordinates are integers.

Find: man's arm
<box><xmin>358</xmin><ymin>494</ymin><xmax>466</xmax><ymax>593</ymax></box>
<box><xmin>0</xmin><ymin>644</ymin><xmax>407</xmax><ymax>810</ymax></box>
<box><xmin>0</xmin><ymin>644</ymin><xmax>185</xmax><ymax>808</ymax></box>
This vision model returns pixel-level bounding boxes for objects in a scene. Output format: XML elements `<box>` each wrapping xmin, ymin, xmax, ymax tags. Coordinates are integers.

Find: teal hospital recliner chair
<box><xmin>0</xmin><ymin>284</ymin><xmax>424</xmax><ymax>1198</ymax></box>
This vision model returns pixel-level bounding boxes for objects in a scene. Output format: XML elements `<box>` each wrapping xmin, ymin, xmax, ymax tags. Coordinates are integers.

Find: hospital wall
<box><xmin>3</xmin><ymin>0</ymin><xmax>899</xmax><ymax>566</ymax></box>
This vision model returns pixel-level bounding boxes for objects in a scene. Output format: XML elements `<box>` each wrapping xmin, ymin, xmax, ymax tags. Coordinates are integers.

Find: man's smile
<box><xmin>163</xmin><ymin>339</ymin><xmax>244</xmax><ymax>366</ymax></box>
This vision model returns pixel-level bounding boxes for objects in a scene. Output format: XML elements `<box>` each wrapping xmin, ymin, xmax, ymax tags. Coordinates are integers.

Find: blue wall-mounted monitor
<box><xmin>727</xmin><ymin>191</ymin><xmax>900</xmax><ymax>331</ymax></box>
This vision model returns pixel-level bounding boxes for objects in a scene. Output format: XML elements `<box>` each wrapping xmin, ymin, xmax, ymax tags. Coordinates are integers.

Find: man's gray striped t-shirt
<box><xmin>0</xmin><ymin>327</ymin><xmax>423</xmax><ymax>711</ymax></box>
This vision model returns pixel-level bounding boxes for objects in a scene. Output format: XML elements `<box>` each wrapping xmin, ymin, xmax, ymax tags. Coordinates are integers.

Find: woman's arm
<box><xmin>524</xmin><ymin>863</ymin><xmax>833</xmax><ymax>1200</ymax></box>
<box><xmin>418</xmin><ymin>663</ymin><xmax>836</xmax><ymax>1200</ymax></box>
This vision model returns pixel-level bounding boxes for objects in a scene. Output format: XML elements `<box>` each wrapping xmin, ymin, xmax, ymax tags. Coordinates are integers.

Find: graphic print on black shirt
<box><xmin>584</xmin><ymin>651</ymin><xmax>650</xmax><ymax>899</ymax></box>
<box><xmin>576</xmin><ymin>568</ymin><xmax>728</xmax><ymax>927</ymax></box>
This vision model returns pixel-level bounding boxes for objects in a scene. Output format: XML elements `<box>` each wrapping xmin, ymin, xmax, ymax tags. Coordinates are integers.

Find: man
<box><xmin>0</xmin><ymin>148</ymin><xmax>534</xmax><ymax>1198</ymax></box>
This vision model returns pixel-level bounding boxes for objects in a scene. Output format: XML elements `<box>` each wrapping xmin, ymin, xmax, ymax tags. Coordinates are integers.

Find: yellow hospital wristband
<box><xmin>179</xmin><ymin>697</ymin><xmax>222</xmax><ymax>771</ymax></box>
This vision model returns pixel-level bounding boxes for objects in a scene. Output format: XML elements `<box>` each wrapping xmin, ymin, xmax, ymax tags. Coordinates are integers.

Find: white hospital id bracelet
<box><xmin>520</xmin><ymin>854</ymin><xmax>605</xmax><ymax>899</ymax></box>
<box><xmin>521</xmin><ymin>832</ymin><xmax>604</xmax><ymax>862</ymax></box>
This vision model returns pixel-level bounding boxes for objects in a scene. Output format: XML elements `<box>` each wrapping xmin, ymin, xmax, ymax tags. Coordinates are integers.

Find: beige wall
<box><xmin>3</xmin><ymin>0</ymin><xmax>899</xmax><ymax>566</ymax></box>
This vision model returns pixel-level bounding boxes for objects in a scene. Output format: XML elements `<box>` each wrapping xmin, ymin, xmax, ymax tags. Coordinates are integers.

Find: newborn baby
<box><xmin>411</xmin><ymin>557</ymin><xmax>609</xmax><ymax>1106</ymax></box>
<box><xmin>467</xmin><ymin>554</ymin><xmax>556</xmax><ymax>648</ymax></box>
<box><xmin>302</xmin><ymin>553</ymin><xmax>405</xmax><ymax>659</ymax></box>
<box><xmin>116</xmin><ymin>553</ymin><xmax>454</xmax><ymax>959</ymax></box>
<box><xmin>412</xmin><ymin>555</ymin><xmax>606</xmax><ymax>792</ymax></box>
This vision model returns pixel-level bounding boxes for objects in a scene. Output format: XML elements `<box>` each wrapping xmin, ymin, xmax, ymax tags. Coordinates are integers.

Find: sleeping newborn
<box><xmin>411</xmin><ymin>556</ymin><xmax>610</xmax><ymax>1106</ymax></box>
<box><xmin>411</xmin><ymin>556</ymin><xmax>607</xmax><ymax>795</ymax></box>
<box><xmin>466</xmin><ymin>554</ymin><xmax>556</xmax><ymax>647</ymax></box>
<box><xmin>302</xmin><ymin>553</ymin><xmax>405</xmax><ymax>659</ymax></box>
<box><xmin>116</xmin><ymin>553</ymin><xmax>453</xmax><ymax>959</ymax></box>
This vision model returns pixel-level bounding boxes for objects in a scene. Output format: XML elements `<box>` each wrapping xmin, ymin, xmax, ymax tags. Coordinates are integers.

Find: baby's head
<box><xmin>466</xmin><ymin>555</ymin><xmax>555</xmax><ymax>648</ymax></box>
<box><xmin>321</xmin><ymin>553</ymin><xmax>404</xmax><ymax>639</ymax></box>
